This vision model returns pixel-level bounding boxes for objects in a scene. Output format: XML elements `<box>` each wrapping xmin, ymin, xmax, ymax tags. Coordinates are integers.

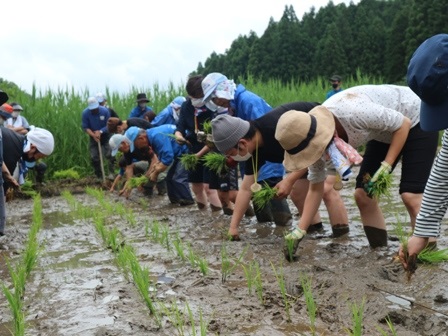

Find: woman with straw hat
<box><xmin>278</xmin><ymin>84</ymin><xmax>438</xmax><ymax>259</ymax></box>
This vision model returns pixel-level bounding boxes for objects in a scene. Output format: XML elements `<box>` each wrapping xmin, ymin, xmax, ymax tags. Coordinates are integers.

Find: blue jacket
<box><xmin>151</xmin><ymin>104</ymin><xmax>177</xmax><ymax>126</ymax></box>
<box><xmin>146</xmin><ymin>124</ymin><xmax>187</xmax><ymax>166</ymax></box>
<box><xmin>129</xmin><ymin>105</ymin><xmax>153</xmax><ymax>119</ymax></box>
<box><xmin>231</xmin><ymin>84</ymin><xmax>285</xmax><ymax>181</ymax></box>
<box><xmin>81</xmin><ymin>106</ymin><xmax>110</xmax><ymax>133</ymax></box>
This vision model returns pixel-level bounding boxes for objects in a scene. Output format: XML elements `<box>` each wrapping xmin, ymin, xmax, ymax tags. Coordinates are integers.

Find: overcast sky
<box><xmin>2</xmin><ymin>0</ymin><xmax>358</xmax><ymax>95</ymax></box>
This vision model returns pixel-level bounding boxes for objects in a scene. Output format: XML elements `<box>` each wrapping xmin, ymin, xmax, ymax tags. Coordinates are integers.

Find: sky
<box><xmin>1</xmin><ymin>0</ymin><xmax>358</xmax><ymax>95</ymax></box>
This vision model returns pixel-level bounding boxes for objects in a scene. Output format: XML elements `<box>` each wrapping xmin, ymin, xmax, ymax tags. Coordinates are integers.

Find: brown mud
<box><xmin>1</xmin><ymin>167</ymin><xmax>448</xmax><ymax>335</ymax></box>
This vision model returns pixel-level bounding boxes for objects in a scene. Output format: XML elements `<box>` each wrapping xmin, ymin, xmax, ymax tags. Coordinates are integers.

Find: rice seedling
<box><xmin>127</xmin><ymin>175</ymin><xmax>149</xmax><ymax>189</ymax></box>
<box><xmin>106</xmin><ymin>227</ymin><xmax>122</xmax><ymax>252</ymax></box>
<box><xmin>160</xmin><ymin>224</ymin><xmax>171</xmax><ymax>251</ymax></box>
<box><xmin>202</xmin><ymin>152</ymin><xmax>228</xmax><ymax>176</ymax></box>
<box><xmin>392</xmin><ymin>214</ymin><xmax>415</xmax><ymax>281</ymax></box>
<box><xmin>160</xmin><ymin>300</ymin><xmax>186</xmax><ymax>336</ymax></box>
<box><xmin>284</xmin><ymin>234</ymin><xmax>298</xmax><ymax>262</ymax></box>
<box><xmin>202</xmin><ymin>120</ymin><xmax>212</xmax><ymax>135</ymax></box>
<box><xmin>197</xmin><ymin>257</ymin><xmax>209</xmax><ymax>276</ymax></box>
<box><xmin>300</xmin><ymin>273</ymin><xmax>317</xmax><ymax>334</ymax></box>
<box><xmin>417</xmin><ymin>247</ymin><xmax>448</xmax><ymax>264</ymax></box>
<box><xmin>52</xmin><ymin>168</ymin><xmax>80</xmax><ymax>180</ymax></box>
<box><xmin>220</xmin><ymin>243</ymin><xmax>248</xmax><ymax>283</ymax></box>
<box><xmin>252</xmin><ymin>183</ymin><xmax>277</xmax><ymax>211</ymax></box>
<box><xmin>185</xmin><ymin>301</ymin><xmax>209</xmax><ymax>336</ymax></box>
<box><xmin>173</xmin><ymin>233</ymin><xmax>186</xmax><ymax>261</ymax></box>
<box><xmin>363</xmin><ymin>172</ymin><xmax>392</xmax><ymax>200</ymax></box>
<box><xmin>151</xmin><ymin>220</ymin><xmax>161</xmax><ymax>242</ymax></box>
<box><xmin>180</xmin><ymin>153</ymin><xmax>199</xmax><ymax>171</ymax></box>
<box><xmin>1</xmin><ymin>283</ymin><xmax>25</xmax><ymax>336</ymax></box>
<box><xmin>241</xmin><ymin>260</ymin><xmax>258</xmax><ymax>295</ymax></box>
<box><xmin>376</xmin><ymin>316</ymin><xmax>397</xmax><ymax>336</ymax></box>
<box><xmin>187</xmin><ymin>243</ymin><xmax>197</xmax><ymax>268</ymax></box>
<box><xmin>144</xmin><ymin>220</ymin><xmax>150</xmax><ymax>237</ymax></box>
<box><xmin>1</xmin><ymin>195</ymin><xmax>43</xmax><ymax>336</ymax></box>
<box><xmin>346</xmin><ymin>297</ymin><xmax>366</xmax><ymax>336</ymax></box>
<box><xmin>253</xmin><ymin>261</ymin><xmax>264</xmax><ymax>305</ymax></box>
<box><xmin>271</xmin><ymin>262</ymin><xmax>292</xmax><ymax>322</ymax></box>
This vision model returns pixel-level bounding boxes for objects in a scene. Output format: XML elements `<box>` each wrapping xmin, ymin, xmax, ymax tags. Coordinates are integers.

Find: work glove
<box><xmin>364</xmin><ymin>161</ymin><xmax>392</xmax><ymax>197</ymax></box>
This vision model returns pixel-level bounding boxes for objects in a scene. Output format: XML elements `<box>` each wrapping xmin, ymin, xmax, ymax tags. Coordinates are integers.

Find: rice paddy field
<box><xmin>1</xmin><ymin>165</ymin><xmax>448</xmax><ymax>336</ymax></box>
<box><xmin>1</xmin><ymin>76</ymin><xmax>448</xmax><ymax>335</ymax></box>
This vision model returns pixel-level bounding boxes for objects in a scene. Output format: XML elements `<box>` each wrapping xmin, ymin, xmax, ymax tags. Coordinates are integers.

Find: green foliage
<box><xmin>53</xmin><ymin>168</ymin><xmax>81</xmax><ymax>180</ymax></box>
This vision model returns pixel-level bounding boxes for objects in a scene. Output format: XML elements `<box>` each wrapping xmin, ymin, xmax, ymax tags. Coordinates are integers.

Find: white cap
<box><xmin>95</xmin><ymin>92</ymin><xmax>106</xmax><ymax>103</ymax></box>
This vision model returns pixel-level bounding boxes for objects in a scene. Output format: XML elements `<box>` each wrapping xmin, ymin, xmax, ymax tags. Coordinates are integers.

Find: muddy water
<box><xmin>0</xmin><ymin>165</ymin><xmax>448</xmax><ymax>335</ymax></box>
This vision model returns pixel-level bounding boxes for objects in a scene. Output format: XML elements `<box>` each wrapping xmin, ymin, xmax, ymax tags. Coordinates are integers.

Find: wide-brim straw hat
<box><xmin>275</xmin><ymin>106</ymin><xmax>335</xmax><ymax>172</ymax></box>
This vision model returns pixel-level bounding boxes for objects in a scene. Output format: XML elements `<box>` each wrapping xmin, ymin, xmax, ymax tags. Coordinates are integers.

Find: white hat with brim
<box><xmin>275</xmin><ymin>106</ymin><xmax>335</xmax><ymax>172</ymax></box>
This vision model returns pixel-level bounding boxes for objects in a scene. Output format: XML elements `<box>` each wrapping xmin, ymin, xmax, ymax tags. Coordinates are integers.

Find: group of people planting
<box><xmin>0</xmin><ymin>33</ymin><xmax>444</xmax><ymax>274</ymax></box>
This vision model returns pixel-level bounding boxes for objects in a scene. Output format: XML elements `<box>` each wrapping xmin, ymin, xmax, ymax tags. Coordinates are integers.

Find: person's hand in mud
<box><xmin>4</xmin><ymin>173</ymin><xmax>19</xmax><ymax>189</ymax></box>
<box><xmin>398</xmin><ymin>235</ymin><xmax>429</xmax><ymax>270</ymax></box>
<box><xmin>118</xmin><ymin>181</ymin><xmax>132</xmax><ymax>199</ymax></box>
<box><xmin>228</xmin><ymin>227</ymin><xmax>240</xmax><ymax>241</ymax></box>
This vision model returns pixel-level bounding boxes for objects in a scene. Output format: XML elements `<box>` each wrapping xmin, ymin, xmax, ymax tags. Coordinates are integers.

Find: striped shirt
<box><xmin>414</xmin><ymin>130</ymin><xmax>448</xmax><ymax>237</ymax></box>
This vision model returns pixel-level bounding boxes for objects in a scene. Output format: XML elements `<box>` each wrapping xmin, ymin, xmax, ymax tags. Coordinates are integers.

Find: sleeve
<box><xmin>176</xmin><ymin>104</ymin><xmax>188</xmax><ymax>136</ymax></box>
<box><xmin>413</xmin><ymin>134</ymin><xmax>448</xmax><ymax>237</ymax></box>
<box><xmin>151</xmin><ymin>110</ymin><xmax>168</xmax><ymax>127</ymax></box>
<box><xmin>152</xmin><ymin>133</ymin><xmax>174</xmax><ymax>166</ymax></box>
<box><xmin>21</xmin><ymin>117</ymin><xmax>30</xmax><ymax>129</ymax></box>
<box><xmin>129</xmin><ymin>107</ymin><xmax>137</xmax><ymax>119</ymax></box>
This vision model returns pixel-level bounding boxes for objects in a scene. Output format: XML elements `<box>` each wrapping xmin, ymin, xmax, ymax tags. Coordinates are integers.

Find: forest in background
<box><xmin>193</xmin><ymin>0</ymin><xmax>448</xmax><ymax>84</ymax></box>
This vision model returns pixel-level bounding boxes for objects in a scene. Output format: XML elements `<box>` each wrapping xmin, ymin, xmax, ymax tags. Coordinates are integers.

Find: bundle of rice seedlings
<box><xmin>417</xmin><ymin>247</ymin><xmax>448</xmax><ymax>264</ymax></box>
<box><xmin>363</xmin><ymin>172</ymin><xmax>392</xmax><ymax>199</ymax></box>
<box><xmin>203</xmin><ymin>152</ymin><xmax>228</xmax><ymax>176</ymax></box>
<box><xmin>252</xmin><ymin>183</ymin><xmax>277</xmax><ymax>210</ymax></box>
<box><xmin>180</xmin><ymin>153</ymin><xmax>199</xmax><ymax>171</ymax></box>
<box><xmin>202</xmin><ymin>120</ymin><xmax>212</xmax><ymax>135</ymax></box>
<box><xmin>127</xmin><ymin>175</ymin><xmax>149</xmax><ymax>189</ymax></box>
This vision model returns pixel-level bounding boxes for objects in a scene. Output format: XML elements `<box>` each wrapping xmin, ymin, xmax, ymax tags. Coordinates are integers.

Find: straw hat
<box><xmin>275</xmin><ymin>106</ymin><xmax>335</xmax><ymax>171</ymax></box>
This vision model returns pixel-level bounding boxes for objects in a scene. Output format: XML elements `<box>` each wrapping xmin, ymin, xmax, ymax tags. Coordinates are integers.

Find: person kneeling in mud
<box><xmin>211</xmin><ymin>102</ymin><xmax>350</xmax><ymax>242</ymax></box>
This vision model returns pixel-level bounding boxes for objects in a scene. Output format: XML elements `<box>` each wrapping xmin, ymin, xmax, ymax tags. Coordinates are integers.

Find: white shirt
<box><xmin>308</xmin><ymin>85</ymin><xmax>421</xmax><ymax>183</ymax></box>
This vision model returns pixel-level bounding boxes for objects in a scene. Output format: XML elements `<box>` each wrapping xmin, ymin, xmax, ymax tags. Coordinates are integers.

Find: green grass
<box><xmin>53</xmin><ymin>168</ymin><xmax>80</xmax><ymax>180</ymax></box>
<box><xmin>347</xmin><ymin>297</ymin><xmax>366</xmax><ymax>336</ymax></box>
<box><xmin>300</xmin><ymin>273</ymin><xmax>317</xmax><ymax>335</ymax></box>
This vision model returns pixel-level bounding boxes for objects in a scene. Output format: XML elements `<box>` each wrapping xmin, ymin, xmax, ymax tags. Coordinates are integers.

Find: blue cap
<box><xmin>407</xmin><ymin>34</ymin><xmax>448</xmax><ymax>131</ymax></box>
<box><xmin>124</xmin><ymin>126</ymin><xmax>140</xmax><ymax>153</ymax></box>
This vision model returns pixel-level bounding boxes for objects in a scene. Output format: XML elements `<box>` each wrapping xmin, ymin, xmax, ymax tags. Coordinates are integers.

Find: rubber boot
<box><xmin>270</xmin><ymin>198</ymin><xmax>293</xmax><ymax>226</ymax></box>
<box><xmin>331</xmin><ymin>224</ymin><xmax>350</xmax><ymax>237</ymax></box>
<box><xmin>254</xmin><ymin>202</ymin><xmax>274</xmax><ymax>223</ymax></box>
<box><xmin>363</xmin><ymin>226</ymin><xmax>388</xmax><ymax>248</ymax></box>
<box><xmin>307</xmin><ymin>222</ymin><xmax>323</xmax><ymax>233</ymax></box>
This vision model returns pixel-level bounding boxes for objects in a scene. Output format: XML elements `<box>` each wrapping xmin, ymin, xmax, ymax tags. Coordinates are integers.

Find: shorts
<box><xmin>355</xmin><ymin>123</ymin><xmax>438</xmax><ymax>194</ymax></box>
<box><xmin>188</xmin><ymin>160</ymin><xmax>211</xmax><ymax>184</ymax></box>
<box><xmin>209</xmin><ymin>166</ymin><xmax>239</xmax><ymax>191</ymax></box>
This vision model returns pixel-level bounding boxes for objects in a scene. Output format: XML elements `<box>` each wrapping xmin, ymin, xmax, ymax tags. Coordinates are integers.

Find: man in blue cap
<box><xmin>400</xmin><ymin>34</ymin><xmax>448</xmax><ymax>271</ymax></box>
<box><xmin>125</xmin><ymin>125</ymin><xmax>194</xmax><ymax>205</ymax></box>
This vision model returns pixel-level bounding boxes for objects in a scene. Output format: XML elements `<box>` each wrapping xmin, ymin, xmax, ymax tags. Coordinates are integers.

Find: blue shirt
<box><xmin>325</xmin><ymin>88</ymin><xmax>343</xmax><ymax>99</ymax></box>
<box><xmin>231</xmin><ymin>84</ymin><xmax>285</xmax><ymax>181</ymax></box>
<box><xmin>81</xmin><ymin>106</ymin><xmax>110</xmax><ymax>133</ymax></box>
<box><xmin>129</xmin><ymin>105</ymin><xmax>153</xmax><ymax>119</ymax></box>
<box><xmin>151</xmin><ymin>104</ymin><xmax>177</xmax><ymax>126</ymax></box>
<box><xmin>146</xmin><ymin>124</ymin><xmax>187</xmax><ymax>166</ymax></box>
